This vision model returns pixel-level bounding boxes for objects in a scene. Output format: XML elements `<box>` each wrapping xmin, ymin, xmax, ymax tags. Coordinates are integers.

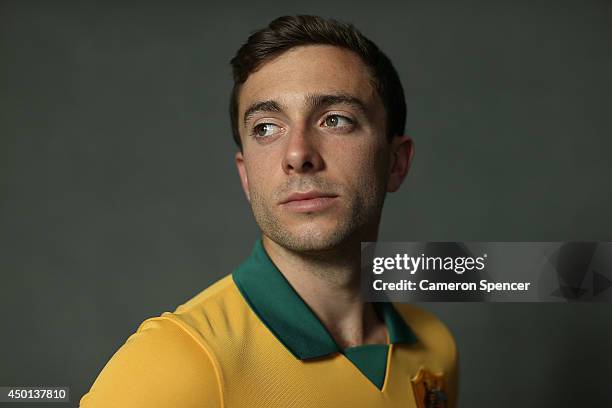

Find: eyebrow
<box><xmin>242</xmin><ymin>92</ymin><xmax>368</xmax><ymax>127</ymax></box>
<box><xmin>243</xmin><ymin>100</ymin><xmax>283</xmax><ymax>127</ymax></box>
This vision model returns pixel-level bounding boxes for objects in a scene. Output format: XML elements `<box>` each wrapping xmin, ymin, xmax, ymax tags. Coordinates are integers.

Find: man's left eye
<box><xmin>323</xmin><ymin>115</ymin><xmax>353</xmax><ymax>128</ymax></box>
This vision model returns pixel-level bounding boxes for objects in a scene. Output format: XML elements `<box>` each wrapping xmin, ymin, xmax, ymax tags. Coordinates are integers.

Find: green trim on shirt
<box><xmin>343</xmin><ymin>344</ymin><xmax>389</xmax><ymax>389</ymax></box>
<box><xmin>232</xmin><ymin>239</ymin><xmax>418</xmax><ymax>388</ymax></box>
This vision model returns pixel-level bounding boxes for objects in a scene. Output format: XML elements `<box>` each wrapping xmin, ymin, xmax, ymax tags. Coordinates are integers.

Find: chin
<box><xmin>269</xmin><ymin>222</ymin><xmax>357</xmax><ymax>253</ymax></box>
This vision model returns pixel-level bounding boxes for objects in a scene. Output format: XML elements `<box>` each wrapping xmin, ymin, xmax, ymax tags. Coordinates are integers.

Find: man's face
<box><xmin>235</xmin><ymin>45</ymin><xmax>411</xmax><ymax>253</ymax></box>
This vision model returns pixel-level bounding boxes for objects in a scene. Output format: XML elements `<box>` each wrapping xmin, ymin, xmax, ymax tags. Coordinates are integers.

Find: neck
<box><xmin>262</xmin><ymin>235</ymin><xmax>388</xmax><ymax>349</ymax></box>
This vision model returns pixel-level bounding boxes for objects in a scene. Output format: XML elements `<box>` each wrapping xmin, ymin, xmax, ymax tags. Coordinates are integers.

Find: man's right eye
<box><xmin>252</xmin><ymin>123</ymin><xmax>280</xmax><ymax>138</ymax></box>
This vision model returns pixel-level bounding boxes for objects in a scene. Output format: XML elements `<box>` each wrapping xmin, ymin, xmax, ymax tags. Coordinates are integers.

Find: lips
<box><xmin>279</xmin><ymin>191</ymin><xmax>338</xmax><ymax>204</ymax></box>
<box><xmin>279</xmin><ymin>191</ymin><xmax>339</xmax><ymax>213</ymax></box>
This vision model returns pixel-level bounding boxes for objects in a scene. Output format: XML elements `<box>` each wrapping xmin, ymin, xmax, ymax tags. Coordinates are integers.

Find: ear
<box><xmin>235</xmin><ymin>150</ymin><xmax>251</xmax><ymax>202</ymax></box>
<box><xmin>387</xmin><ymin>135</ymin><xmax>414</xmax><ymax>193</ymax></box>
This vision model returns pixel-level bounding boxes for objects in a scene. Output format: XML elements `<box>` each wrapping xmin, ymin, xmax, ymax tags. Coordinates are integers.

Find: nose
<box><xmin>282</xmin><ymin>125</ymin><xmax>324</xmax><ymax>175</ymax></box>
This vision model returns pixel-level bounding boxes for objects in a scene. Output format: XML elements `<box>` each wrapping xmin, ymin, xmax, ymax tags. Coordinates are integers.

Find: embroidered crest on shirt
<box><xmin>410</xmin><ymin>367</ymin><xmax>447</xmax><ymax>408</ymax></box>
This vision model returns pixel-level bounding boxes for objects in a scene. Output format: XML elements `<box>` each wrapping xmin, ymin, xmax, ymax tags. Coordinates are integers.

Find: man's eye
<box><xmin>323</xmin><ymin>115</ymin><xmax>353</xmax><ymax>128</ymax></box>
<box><xmin>252</xmin><ymin>123</ymin><xmax>280</xmax><ymax>138</ymax></box>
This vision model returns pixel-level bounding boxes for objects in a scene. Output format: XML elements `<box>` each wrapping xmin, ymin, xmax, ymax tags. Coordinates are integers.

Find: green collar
<box><xmin>232</xmin><ymin>239</ymin><xmax>417</xmax><ymax>360</ymax></box>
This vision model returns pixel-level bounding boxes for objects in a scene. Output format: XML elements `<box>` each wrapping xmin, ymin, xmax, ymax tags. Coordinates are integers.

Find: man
<box><xmin>80</xmin><ymin>15</ymin><xmax>458</xmax><ymax>408</ymax></box>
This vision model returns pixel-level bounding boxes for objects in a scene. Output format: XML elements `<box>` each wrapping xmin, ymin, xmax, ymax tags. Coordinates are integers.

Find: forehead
<box><xmin>238</xmin><ymin>45</ymin><xmax>379</xmax><ymax>114</ymax></box>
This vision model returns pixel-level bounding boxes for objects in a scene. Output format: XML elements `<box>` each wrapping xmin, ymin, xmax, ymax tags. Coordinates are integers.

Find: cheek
<box><xmin>246</xmin><ymin>164</ymin><xmax>266</xmax><ymax>195</ymax></box>
<box><xmin>245</xmin><ymin>153</ymin><xmax>278</xmax><ymax>196</ymax></box>
<box><xmin>331</xmin><ymin>141</ymin><xmax>389</xmax><ymax>185</ymax></box>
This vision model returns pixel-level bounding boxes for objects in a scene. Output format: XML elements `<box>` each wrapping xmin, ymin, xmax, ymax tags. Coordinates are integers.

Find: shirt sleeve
<box><xmin>79</xmin><ymin>317</ymin><xmax>222</xmax><ymax>408</ymax></box>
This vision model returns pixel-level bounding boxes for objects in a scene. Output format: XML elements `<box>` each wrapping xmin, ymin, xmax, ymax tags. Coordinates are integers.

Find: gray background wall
<box><xmin>1</xmin><ymin>1</ymin><xmax>611</xmax><ymax>407</ymax></box>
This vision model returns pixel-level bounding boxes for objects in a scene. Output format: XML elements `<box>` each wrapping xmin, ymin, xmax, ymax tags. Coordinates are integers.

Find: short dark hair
<box><xmin>229</xmin><ymin>15</ymin><xmax>407</xmax><ymax>149</ymax></box>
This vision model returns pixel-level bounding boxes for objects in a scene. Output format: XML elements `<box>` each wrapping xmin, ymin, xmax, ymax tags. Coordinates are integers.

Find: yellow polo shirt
<box><xmin>80</xmin><ymin>240</ymin><xmax>458</xmax><ymax>407</ymax></box>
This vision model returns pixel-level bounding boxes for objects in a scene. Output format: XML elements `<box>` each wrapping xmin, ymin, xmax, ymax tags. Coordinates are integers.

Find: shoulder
<box><xmin>166</xmin><ymin>274</ymin><xmax>252</xmax><ymax>344</ymax></box>
<box><xmin>392</xmin><ymin>303</ymin><xmax>458</xmax><ymax>364</ymax></box>
<box><xmin>392</xmin><ymin>303</ymin><xmax>455</xmax><ymax>342</ymax></box>
<box><xmin>79</xmin><ymin>275</ymin><xmax>242</xmax><ymax>408</ymax></box>
<box><xmin>79</xmin><ymin>315</ymin><xmax>222</xmax><ymax>408</ymax></box>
